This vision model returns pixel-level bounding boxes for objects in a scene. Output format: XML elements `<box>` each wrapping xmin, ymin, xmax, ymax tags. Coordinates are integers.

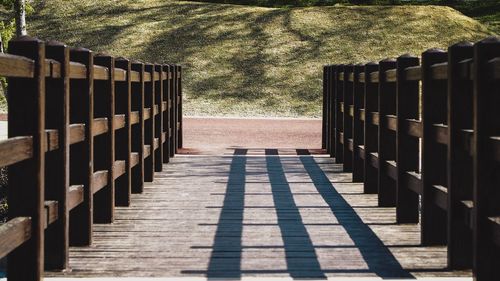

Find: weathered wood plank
<box><xmin>0</xmin><ymin>53</ymin><xmax>34</xmax><ymax>78</ymax></box>
<box><xmin>47</xmin><ymin>155</ymin><xmax>469</xmax><ymax>278</ymax></box>
<box><xmin>0</xmin><ymin>217</ymin><xmax>32</xmax><ymax>258</ymax></box>
<box><xmin>0</xmin><ymin>136</ymin><xmax>33</xmax><ymax>167</ymax></box>
<box><xmin>68</xmin><ymin>185</ymin><xmax>84</xmax><ymax>211</ymax></box>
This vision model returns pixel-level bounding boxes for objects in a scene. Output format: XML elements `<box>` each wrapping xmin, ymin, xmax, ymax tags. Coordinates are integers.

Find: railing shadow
<box><xmin>205</xmin><ymin>148</ymin><xmax>327</xmax><ymax>279</ymax></box>
<box><xmin>206</xmin><ymin>149</ymin><xmax>247</xmax><ymax>278</ymax></box>
<box><xmin>202</xmin><ymin>150</ymin><xmax>413</xmax><ymax>279</ymax></box>
<box><xmin>299</xmin><ymin>155</ymin><xmax>414</xmax><ymax>279</ymax></box>
<box><xmin>265</xmin><ymin>149</ymin><xmax>326</xmax><ymax>279</ymax></box>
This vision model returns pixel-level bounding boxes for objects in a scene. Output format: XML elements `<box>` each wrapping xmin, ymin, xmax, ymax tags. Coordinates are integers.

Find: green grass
<box><xmin>0</xmin><ymin>91</ymin><xmax>6</xmax><ymax>113</ymax></box>
<box><xmin>0</xmin><ymin>167</ymin><xmax>7</xmax><ymax>223</ymax></box>
<box><xmin>21</xmin><ymin>1</ymin><xmax>494</xmax><ymax>117</ymax></box>
<box><xmin>454</xmin><ymin>2</ymin><xmax>500</xmax><ymax>35</ymax></box>
<box><xmin>190</xmin><ymin>1</ymin><xmax>500</xmax><ymax>34</ymax></box>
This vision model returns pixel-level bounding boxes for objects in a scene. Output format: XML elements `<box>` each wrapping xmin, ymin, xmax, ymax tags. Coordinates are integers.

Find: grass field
<box><xmin>21</xmin><ymin>0</ymin><xmax>495</xmax><ymax>117</ymax></box>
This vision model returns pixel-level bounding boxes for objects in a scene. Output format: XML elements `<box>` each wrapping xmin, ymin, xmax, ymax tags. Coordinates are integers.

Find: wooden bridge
<box><xmin>0</xmin><ymin>36</ymin><xmax>498</xmax><ymax>280</ymax></box>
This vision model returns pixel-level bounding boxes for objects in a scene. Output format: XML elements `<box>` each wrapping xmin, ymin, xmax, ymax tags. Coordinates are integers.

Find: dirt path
<box><xmin>180</xmin><ymin>117</ymin><xmax>323</xmax><ymax>155</ymax></box>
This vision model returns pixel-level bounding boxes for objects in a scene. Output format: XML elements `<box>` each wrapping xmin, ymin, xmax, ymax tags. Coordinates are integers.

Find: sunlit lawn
<box><xmin>26</xmin><ymin>0</ymin><xmax>493</xmax><ymax>117</ymax></box>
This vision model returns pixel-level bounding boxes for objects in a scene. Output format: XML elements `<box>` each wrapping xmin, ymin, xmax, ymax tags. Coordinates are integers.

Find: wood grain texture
<box><xmin>69</xmin><ymin>123</ymin><xmax>85</xmax><ymax>144</ymax></box>
<box><xmin>48</xmin><ymin>155</ymin><xmax>470</xmax><ymax>278</ymax></box>
<box><xmin>68</xmin><ymin>185</ymin><xmax>84</xmax><ymax>211</ymax></box>
<box><xmin>404</xmin><ymin>66</ymin><xmax>422</xmax><ymax>81</ymax></box>
<box><xmin>0</xmin><ymin>217</ymin><xmax>31</xmax><ymax>258</ymax></box>
<box><xmin>0</xmin><ymin>136</ymin><xmax>33</xmax><ymax>167</ymax></box>
<box><xmin>0</xmin><ymin>53</ymin><xmax>34</xmax><ymax>78</ymax></box>
<box><xmin>68</xmin><ymin>62</ymin><xmax>86</xmax><ymax>79</ymax></box>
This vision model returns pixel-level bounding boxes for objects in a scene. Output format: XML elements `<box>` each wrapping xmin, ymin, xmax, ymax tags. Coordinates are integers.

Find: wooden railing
<box><xmin>322</xmin><ymin>37</ymin><xmax>500</xmax><ymax>280</ymax></box>
<box><xmin>0</xmin><ymin>36</ymin><xmax>182</xmax><ymax>280</ymax></box>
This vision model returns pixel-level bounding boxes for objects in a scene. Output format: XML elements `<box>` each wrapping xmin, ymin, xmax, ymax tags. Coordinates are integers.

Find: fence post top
<box><xmin>422</xmin><ymin>48</ymin><xmax>446</xmax><ymax>54</ymax></box>
<box><xmin>397</xmin><ymin>53</ymin><xmax>417</xmax><ymax>59</ymax></box>
<box><xmin>115</xmin><ymin>57</ymin><xmax>130</xmax><ymax>62</ymax></box>
<box><xmin>344</xmin><ymin>64</ymin><xmax>354</xmax><ymax>71</ymax></box>
<box><xmin>449</xmin><ymin>41</ymin><xmax>473</xmax><ymax>49</ymax></box>
<box><xmin>476</xmin><ymin>36</ymin><xmax>500</xmax><ymax>44</ymax></box>
<box><xmin>95</xmin><ymin>53</ymin><xmax>113</xmax><ymax>58</ymax></box>
<box><xmin>354</xmin><ymin>64</ymin><xmax>364</xmax><ymax>71</ymax></box>
<box><xmin>46</xmin><ymin>40</ymin><xmax>67</xmax><ymax>47</ymax></box>
<box><xmin>71</xmin><ymin>47</ymin><xmax>92</xmax><ymax>53</ymax></box>
<box><xmin>379</xmin><ymin>58</ymin><xmax>396</xmax><ymax>63</ymax></box>
<box><xmin>10</xmin><ymin>35</ymin><xmax>43</xmax><ymax>43</ymax></box>
<box><xmin>365</xmin><ymin>61</ymin><xmax>378</xmax><ymax>66</ymax></box>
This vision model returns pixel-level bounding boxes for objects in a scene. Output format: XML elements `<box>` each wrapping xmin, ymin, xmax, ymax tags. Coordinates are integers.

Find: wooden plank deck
<box><xmin>49</xmin><ymin>149</ymin><xmax>471</xmax><ymax>279</ymax></box>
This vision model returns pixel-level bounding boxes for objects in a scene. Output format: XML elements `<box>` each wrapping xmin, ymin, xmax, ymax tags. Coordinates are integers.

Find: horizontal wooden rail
<box><xmin>369</xmin><ymin>71</ymin><xmax>379</xmax><ymax>83</ymax></box>
<box><xmin>0</xmin><ymin>217</ymin><xmax>32</xmax><ymax>258</ymax></box>
<box><xmin>430</xmin><ymin>62</ymin><xmax>448</xmax><ymax>80</ymax></box>
<box><xmin>0</xmin><ymin>53</ymin><xmax>176</xmax><ymax>83</ymax></box>
<box><xmin>404</xmin><ymin>65</ymin><xmax>421</xmax><ymax>81</ymax></box>
<box><xmin>359</xmin><ymin>72</ymin><xmax>365</xmax><ymax>83</ymax></box>
<box><xmin>0</xmin><ymin>136</ymin><xmax>33</xmax><ymax>167</ymax></box>
<box><xmin>67</xmin><ymin>185</ymin><xmax>84</xmax><ymax>211</ymax></box>
<box><xmin>385</xmin><ymin>69</ymin><xmax>397</xmax><ymax>82</ymax></box>
<box><xmin>0</xmin><ymin>53</ymin><xmax>34</xmax><ymax>78</ymax></box>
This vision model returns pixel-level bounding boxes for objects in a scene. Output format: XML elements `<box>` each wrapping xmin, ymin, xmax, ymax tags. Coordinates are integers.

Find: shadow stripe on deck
<box><xmin>47</xmin><ymin>153</ymin><xmax>470</xmax><ymax>279</ymax></box>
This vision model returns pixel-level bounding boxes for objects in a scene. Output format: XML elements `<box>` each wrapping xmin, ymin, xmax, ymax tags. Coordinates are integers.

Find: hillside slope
<box><xmin>28</xmin><ymin>0</ymin><xmax>492</xmax><ymax>117</ymax></box>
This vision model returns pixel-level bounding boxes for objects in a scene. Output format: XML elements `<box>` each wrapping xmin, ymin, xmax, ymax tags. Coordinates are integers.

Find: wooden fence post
<box><xmin>144</xmin><ymin>63</ymin><xmax>155</xmax><ymax>182</ymax></box>
<box><xmin>115</xmin><ymin>58</ymin><xmax>132</xmax><ymax>206</ymax></box>
<box><xmin>154</xmin><ymin>64</ymin><xmax>163</xmax><ymax>172</ymax></box>
<box><xmin>352</xmin><ymin>64</ymin><xmax>364</xmax><ymax>182</ymax></box>
<box><xmin>177</xmin><ymin>65</ymin><xmax>183</xmax><ymax>150</ymax></box>
<box><xmin>447</xmin><ymin>42</ymin><xmax>474</xmax><ymax>269</ymax></box>
<box><xmin>7</xmin><ymin>36</ymin><xmax>46</xmax><ymax>281</ymax></box>
<box><xmin>377</xmin><ymin>59</ymin><xmax>397</xmax><ymax>207</ymax></box>
<box><xmin>162</xmin><ymin>64</ymin><xmax>171</xmax><ymax>164</ymax></box>
<box><xmin>322</xmin><ymin>65</ymin><xmax>328</xmax><ymax>150</ymax></box>
<box><xmin>44</xmin><ymin>41</ymin><xmax>70</xmax><ymax>270</ymax></box>
<box><xmin>472</xmin><ymin>37</ymin><xmax>500</xmax><ymax>281</ymax></box>
<box><xmin>343</xmin><ymin>65</ymin><xmax>354</xmax><ymax>172</ymax></box>
<box><xmin>68</xmin><ymin>47</ymin><xmax>94</xmax><ymax>246</ymax></box>
<box><xmin>333</xmin><ymin>65</ymin><xmax>344</xmax><ymax>164</ymax></box>
<box><xmin>396</xmin><ymin>54</ymin><xmax>420</xmax><ymax>223</ymax></box>
<box><xmin>131</xmin><ymin>61</ymin><xmax>145</xmax><ymax>193</ymax></box>
<box><xmin>93</xmin><ymin>55</ymin><xmax>115</xmax><ymax>223</ymax></box>
<box><xmin>169</xmin><ymin>64</ymin><xmax>176</xmax><ymax>158</ymax></box>
<box><xmin>421</xmin><ymin>48</ymin><xmax>448</xmax><ymax>245</ymax></box>
<box><xmin>328</xmin><ymin>65</ymin><xmax>336</xmax><ymax>158</ymax></box>
<box><xmin>363</xmin><ymin>62</ymin><xmax>379</xmax><ymax>194</ymax></box>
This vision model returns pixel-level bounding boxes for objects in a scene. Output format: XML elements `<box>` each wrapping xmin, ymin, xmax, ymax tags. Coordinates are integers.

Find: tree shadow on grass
<box><xmin>29</xmin><ymin>1</ymin><xmax>492</xmax><ymax>116</ymax></box>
